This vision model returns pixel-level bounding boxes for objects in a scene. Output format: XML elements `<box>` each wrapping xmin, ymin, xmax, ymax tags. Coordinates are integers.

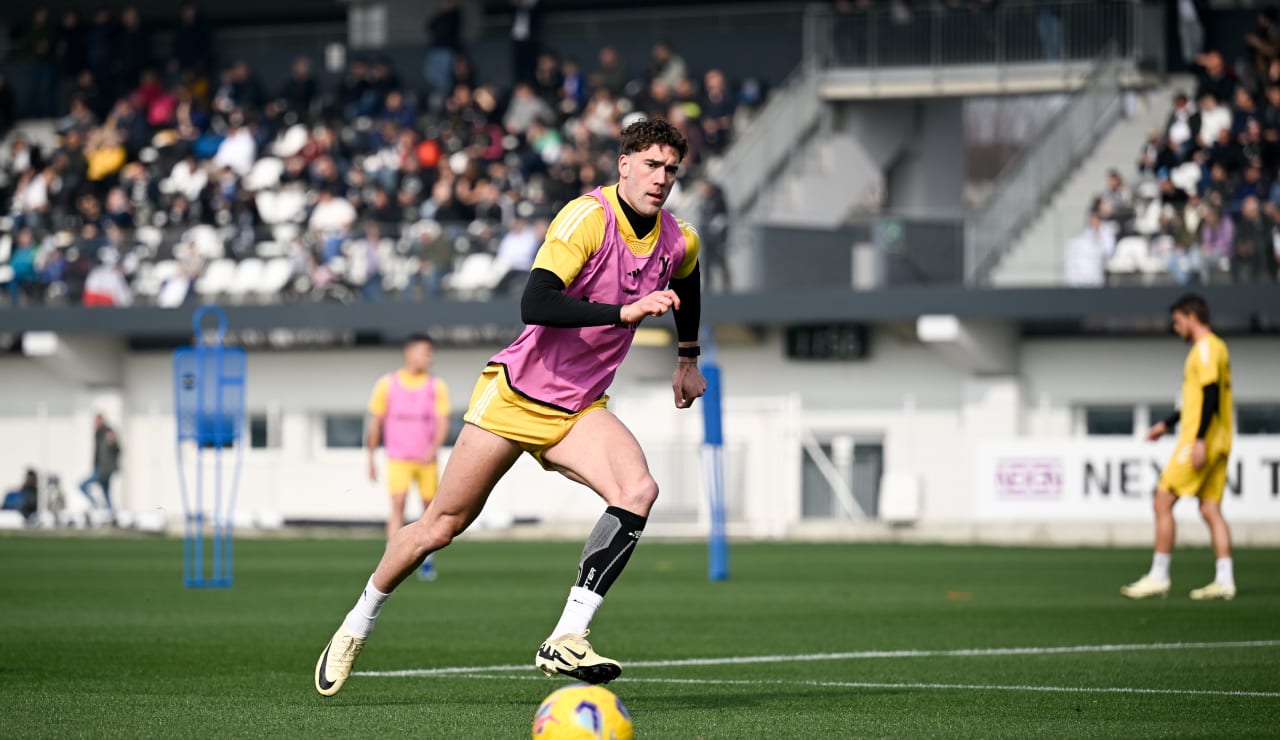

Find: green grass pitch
<box><xmin>1</xmin><ymin>536</ymin><xmax>1278</xmax><ymax>738</ymax></box>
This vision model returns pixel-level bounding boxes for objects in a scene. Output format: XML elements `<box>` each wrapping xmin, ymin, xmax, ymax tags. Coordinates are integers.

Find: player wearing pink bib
<box><xmin>365</xmin><ymin>333</ymin><xmax>451</xmax><ymax>580</ymax></box>
<box><xmin>316</xmin><ymin>119</ymin><xmax>707</xmax><ymax>696</ymax></box>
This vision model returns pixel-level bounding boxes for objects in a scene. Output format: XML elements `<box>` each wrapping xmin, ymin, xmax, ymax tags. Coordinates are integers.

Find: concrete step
<box><xmin>991</xmin><ymin>79</ymin><xmax>1188</xmax><ymax>285</ymax></box>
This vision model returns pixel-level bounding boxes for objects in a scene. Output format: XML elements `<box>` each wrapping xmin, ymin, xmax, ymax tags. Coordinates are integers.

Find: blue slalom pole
<box><xmin>174</xmin><ymin>306</ymin><xmax>245</xmax><ymax>588</ymax></box>
<box><xmin>702</xmin><ymin>359</ymin><xmax>728</xmax><ymax>582</ymax></box>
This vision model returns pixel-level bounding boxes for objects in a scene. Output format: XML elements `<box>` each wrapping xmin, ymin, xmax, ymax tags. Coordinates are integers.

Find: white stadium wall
<box><xmin>1</xmin><ymin>327</ymin><xmax>1277</xmax><ymax>544</ymax></box>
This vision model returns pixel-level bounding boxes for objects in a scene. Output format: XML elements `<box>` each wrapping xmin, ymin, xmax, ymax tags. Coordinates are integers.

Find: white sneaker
<box><xmin>1189</xmin><ymin>581</ymin><xmax>1236</xmax><ymax>600</ymax></box>
<box><xmin>1120</xmin><ymin>574</ymin><xmax>1170</xmax><ymax>600</ymax></box>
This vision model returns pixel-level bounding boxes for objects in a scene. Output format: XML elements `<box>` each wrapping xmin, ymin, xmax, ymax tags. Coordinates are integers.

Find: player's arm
<box><xmin>522</xmin><ymin>198</ymin><xmax>625</xmax><ymax>327</ymax></box>
<box><xmin>1195</xmin><ymin>383</ymin><xmax>1220</xmax><ymax>440</ymax></box>
<box><xmin>669</xmin><ymin>226</ymin><xmax>706</xmax><ymax>409</ymax></box>
<box><xmin>366</xmin><ymin>377</ymin><xmax>389</xmax><ymax>481</ymax></box>
<box><xmin>521</xmin><ymin>268</ymin><xmax>626</xmax><ymax>327</ymax></box>
<box><xmin>365</xmin><ymin>415</ymin><xmax>383</xmax><ymax>481</ymax></box>
<box><xmin>433</xmin><ymin>379</ymin><xmax>450</xmax><ymax>452</ymax></box>
<box><xmin>1148</xmin><ymin>407</ymin><xmax>1181</xmax><ymax>441</ymax></box>
<box><xmin>1190</xmin><ymin>383</ymin><xmax>1220</xmax><ymax>468</ymax></box>
<box><xmin>522</xmin><ymin>269</ymin><xmax>682</xmax><ymax>326</ymax></box>
<box><xmin>670</xmin><ymin>263</ymin><xmax>701</xmax><ymax>353</ymax></box>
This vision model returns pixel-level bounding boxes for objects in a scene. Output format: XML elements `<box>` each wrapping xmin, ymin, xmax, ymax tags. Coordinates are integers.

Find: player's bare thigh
<box><xmin>541</xmin><ymin>409</ymin><xmax>659</xmax><ymax>516</ymax></box>
<box><xmin>419</xmin><ymin>422</ymin><xmax>522</xmax><ymax>532</ymax></box>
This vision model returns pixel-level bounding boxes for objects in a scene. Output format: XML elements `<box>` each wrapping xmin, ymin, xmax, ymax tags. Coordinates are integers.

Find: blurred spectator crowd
<box><xmin>1070</xmin><ymin>14</ymin><xmax>1280</xmax><ymax>287</ymax></box>
<box><xmin>0</xmin><ymin>1</ymin><xmax>749</xmax><ymax>308</ymax></box>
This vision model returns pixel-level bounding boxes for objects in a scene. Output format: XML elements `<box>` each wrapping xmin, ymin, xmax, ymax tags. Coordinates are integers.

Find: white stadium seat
<box><xmin>134</xmin><ymin>225</ymin><xmax>164</xmax><ymax>250</ymax></box>
<box><xmin>134</xmin><ymin>260</ymin><xmax>182</xmax><ymax>303</ymax></box>
<box><xmin>195</xmin><ymin>258</ymin><xmax>236</xmax><ymax>300</ymax></box>
<box><xmin>271</xmin><ymin>223</ymin><xmax>300</xmax><ymax>244</ymax></box>
<box><xmin>257</xmin><ymin>258</ymin><xmax>295</xmax><ymax>300</ymax></box>
<box><xmin>1106</xmin><ymin>236</ymin><xmax>1146</xmax><ymax>275</ymax></box>
<box><xmin>256</xmin><ymin>190</ymin><xmax>307</xmax><ymax>225</ymax></box>
<box><xmin>244</xmin><ymin>157</ymin><xmax>284</xmax><ymax>192</ymax></box>
<box><xmin>228</xmin><ymin>258</ymin><xmax>265</xmax><ymax>303</ymax></box>
<box><xmin>443</xmin><ymin>253</ymin><xmax>510</xmax><ymax>298</ymax></box>
<box><xmin>186</xmin><ymin>225</ymin><xmax>224</xmax><ymax>260</ymax></box>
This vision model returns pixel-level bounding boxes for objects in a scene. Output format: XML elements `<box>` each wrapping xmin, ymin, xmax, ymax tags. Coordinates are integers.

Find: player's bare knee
<box><xmin>616</xmin><ymin>474</ymin><xmax>659</xmax><ymax>512</ymax></box>
<box><xmin>410</xmin><ymin>517</ymin><xmax>454</xmax><ymax>554</ymax></box>
<box><xmin>431</xmin><ymin>519</ymin><xmax>459</xmax><ymax>550</ymax></box>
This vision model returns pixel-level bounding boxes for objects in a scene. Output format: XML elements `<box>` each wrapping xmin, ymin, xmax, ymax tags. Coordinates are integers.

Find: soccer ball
<box><xmin>531</xmin><ymin>683</ymin><xmax>633</xmax><ymax>740</ymax></box>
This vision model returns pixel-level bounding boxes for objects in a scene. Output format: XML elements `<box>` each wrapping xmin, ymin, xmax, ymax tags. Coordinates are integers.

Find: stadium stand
<box><xmin>0</xmin><ymin>2</ymin><xmax>767</xmax><ymax>308</ymax></box>
<box><xmin>1017</xmin><ymin>20</ymin><xmax>1280</xmax><ymax>286</ymax></box>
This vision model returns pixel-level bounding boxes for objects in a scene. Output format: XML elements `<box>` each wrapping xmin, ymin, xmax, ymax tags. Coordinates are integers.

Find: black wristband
<box><xmin>677</xmin><ymin>345</ymin><xmax>701</xmax><ymax>358</ymax></box>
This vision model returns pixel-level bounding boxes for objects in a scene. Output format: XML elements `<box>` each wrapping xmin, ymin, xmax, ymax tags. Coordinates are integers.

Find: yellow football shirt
<box><xmin>1177</xmin><ymin>333</ymin><xmax>1233</xmax><ymax>455</ymax></box>
<box><xmin>532</xmin><ymin>184</ymin><xmax>701</xmax><ymax>287</ymax></box>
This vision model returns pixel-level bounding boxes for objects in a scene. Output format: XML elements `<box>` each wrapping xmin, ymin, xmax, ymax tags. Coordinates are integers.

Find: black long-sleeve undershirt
<box><xmin>1162</xmin><ymin>383</ymin><xmax>1220</xmax><ymax>440</ymax></box>
<box><xmin>520</xmin><ymin>261</ymin><xmax>702</xmax><ymax>338</ymax></box>
<box><xmin>1195</xmin><ymin>383</ymin><xmax>1219</xmax><ymax>439</ymax></box>
<box><xmin>521</xmin><ymin>268</ymin><xmax>622</xmax><ymax>327</ymax></box>
<box><xmin>669</xmin><ymin>263</ymin><xmax>700</xmax><ymax>343</ymax></box>
<box><xmin>519</xmin><ymin>192</ymin><xmax>701</xmax><ymax>336</ymax></box>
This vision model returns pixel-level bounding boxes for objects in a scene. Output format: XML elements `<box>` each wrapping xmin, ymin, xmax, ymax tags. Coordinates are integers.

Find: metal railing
<box><xmin>808</xmin><ymin>0</ymin><xmax>1141</xmax><ymax>71</ymax></box>
<box><xmin>965</xmin><ymin>48</ymin><xmax>1125</xmax><ymax>284</ymax></box>
<box><xmin>713</xmin><ymin>64</ymin><xmax>822</xmax><ymax>215</ymax></box>
<box><xmin>481</xmin><ymin>2</ymin><xmax>805</xmax><ymax>40</ymax></box>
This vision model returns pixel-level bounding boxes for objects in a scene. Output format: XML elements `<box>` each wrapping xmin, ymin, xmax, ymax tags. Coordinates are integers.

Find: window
<box><xmin>1149</xmin><ymin>404</ymin><xmax>1177</xmax><ymax>429</ymax></box>
<box><xmin>1084</xmin><ymin>406</ymin><xmax>1134</xmax><ymax>436</ymax></box>
<box><xmin>248</xmin><ymin>412</ymin><xmax>281</xmax><ymax>449</ymax></box>
<box><xmin>801</xmin><ymin>437</ymin><xmax>882</xmax><ymax>519</ymax></box>
<box><xmin>1237</xmin><ymin>405</ymin><xmax>1280</xmax><ymax>435</ymax></box>
<box><xmin>250</xmin><ymin>415</ymin><xmax>268</xmax><ymax>448</ymax></box>
<box><xmin>324</xmin><ymin>414</ymin><xmax>366</xmax><ymax>449</ymax></box>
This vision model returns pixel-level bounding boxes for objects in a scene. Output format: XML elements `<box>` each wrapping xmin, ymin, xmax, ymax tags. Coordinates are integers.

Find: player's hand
<box><xmin>1191</xmin><ymin>439</ymin><xmax>1207</xmax><ymax>470</ymax></box>
<box><xmin>420</xmin><ymin>450</ymin><xmax>437</xmax><ymax>466</ymax></box>
<box><xmin>1145</xmin><ymin>422</ymin><xmax>1167</xmax><ymax>441</ymax></box>
<box><xmin>367</xmin><ymin>457</ymin><xmax>378</xmax><ymax>482</ymax></box>
<box><xmin>621</xmin><ymin>290</ymin><xmax>680</xmax><ymax>325</ymax></box>
<box><xmin>673</xmin><ymin>360</ymin><xmax>707</xmax><ymax>409</ymax></box>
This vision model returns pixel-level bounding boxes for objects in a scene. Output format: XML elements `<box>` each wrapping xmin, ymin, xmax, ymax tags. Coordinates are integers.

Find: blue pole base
<box><xmin>185</xmin><ymin>578</ymin><xmax>233</xmax><ymax>589</ymax></box>
<box><xmin>709</xmin><ymin>539</ymin><xmax>730</xmax><ymax>582</ymax></box>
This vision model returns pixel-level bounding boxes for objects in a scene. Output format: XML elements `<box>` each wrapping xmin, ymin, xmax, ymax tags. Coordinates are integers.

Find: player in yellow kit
<box><xmin>1122</xmin><ymin>294</ymin><xmax>1236</xmax><ymax>601</ymax></box>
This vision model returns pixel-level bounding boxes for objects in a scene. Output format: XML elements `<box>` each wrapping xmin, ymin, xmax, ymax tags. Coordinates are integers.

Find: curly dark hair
<box><xmin>619</xmin><ymin>118</ymin><xmax>689</xmax><ymax>161</ymax></box>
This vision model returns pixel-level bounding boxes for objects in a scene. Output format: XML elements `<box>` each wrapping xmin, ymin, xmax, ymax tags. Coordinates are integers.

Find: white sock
<box><xmin>1215</xmin><ymin>557</ymin><xmax>1234</xmax><ymax>587</ymax></box>
<box><xmin>1148</xmin><ymin>552</ymin><xmax>1172</xmax><ymax>582</ymax></box>
<box><xmin>343</xmin><ymin>575</ymin><xmax>391</xmax><ymax>638</ymax></box>
<box><xmin>548</xmin><ymin>586</ymin><xmax>604</xmax><ymax>640</ymax></box>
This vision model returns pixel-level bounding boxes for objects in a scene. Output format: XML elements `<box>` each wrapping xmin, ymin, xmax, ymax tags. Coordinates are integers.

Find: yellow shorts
<box><xmin>463</xmin><ymin>364</ymin><xmax>609</xmax><ymax>469</ymax></box>
<box><xmin>1157</xmin><ymin>443</ymin><xmax>1229</xmax><ymax>502</ymax></box>
<box><xmin>385</xmin><ymin>460</ymin><xmax>439</xmax><ymax>501</ymax></box>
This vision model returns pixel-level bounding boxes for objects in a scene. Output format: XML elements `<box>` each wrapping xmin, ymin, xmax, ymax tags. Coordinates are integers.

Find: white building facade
<box><xmin>1</xmin><ymin>324</ymin><xmax>1277</xmax><ymax>545</ymax></box>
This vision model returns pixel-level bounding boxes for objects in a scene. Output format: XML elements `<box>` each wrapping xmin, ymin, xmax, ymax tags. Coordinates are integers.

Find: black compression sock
<box><xmin>574</xmin><ymin>506</ymin><xmax>647</xmax><ymax>596</ymax></box>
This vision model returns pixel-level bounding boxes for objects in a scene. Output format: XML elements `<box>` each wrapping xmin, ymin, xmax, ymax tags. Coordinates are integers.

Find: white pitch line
<box><xmin>354</xmin><ymin>639</ymin><xmax>1280</xmax><ymax>678</ymax></box>
<box><xmin>453</xmin><ymin>673</ymin><xmax>1280</xmax><ymax>699</ymax></box>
